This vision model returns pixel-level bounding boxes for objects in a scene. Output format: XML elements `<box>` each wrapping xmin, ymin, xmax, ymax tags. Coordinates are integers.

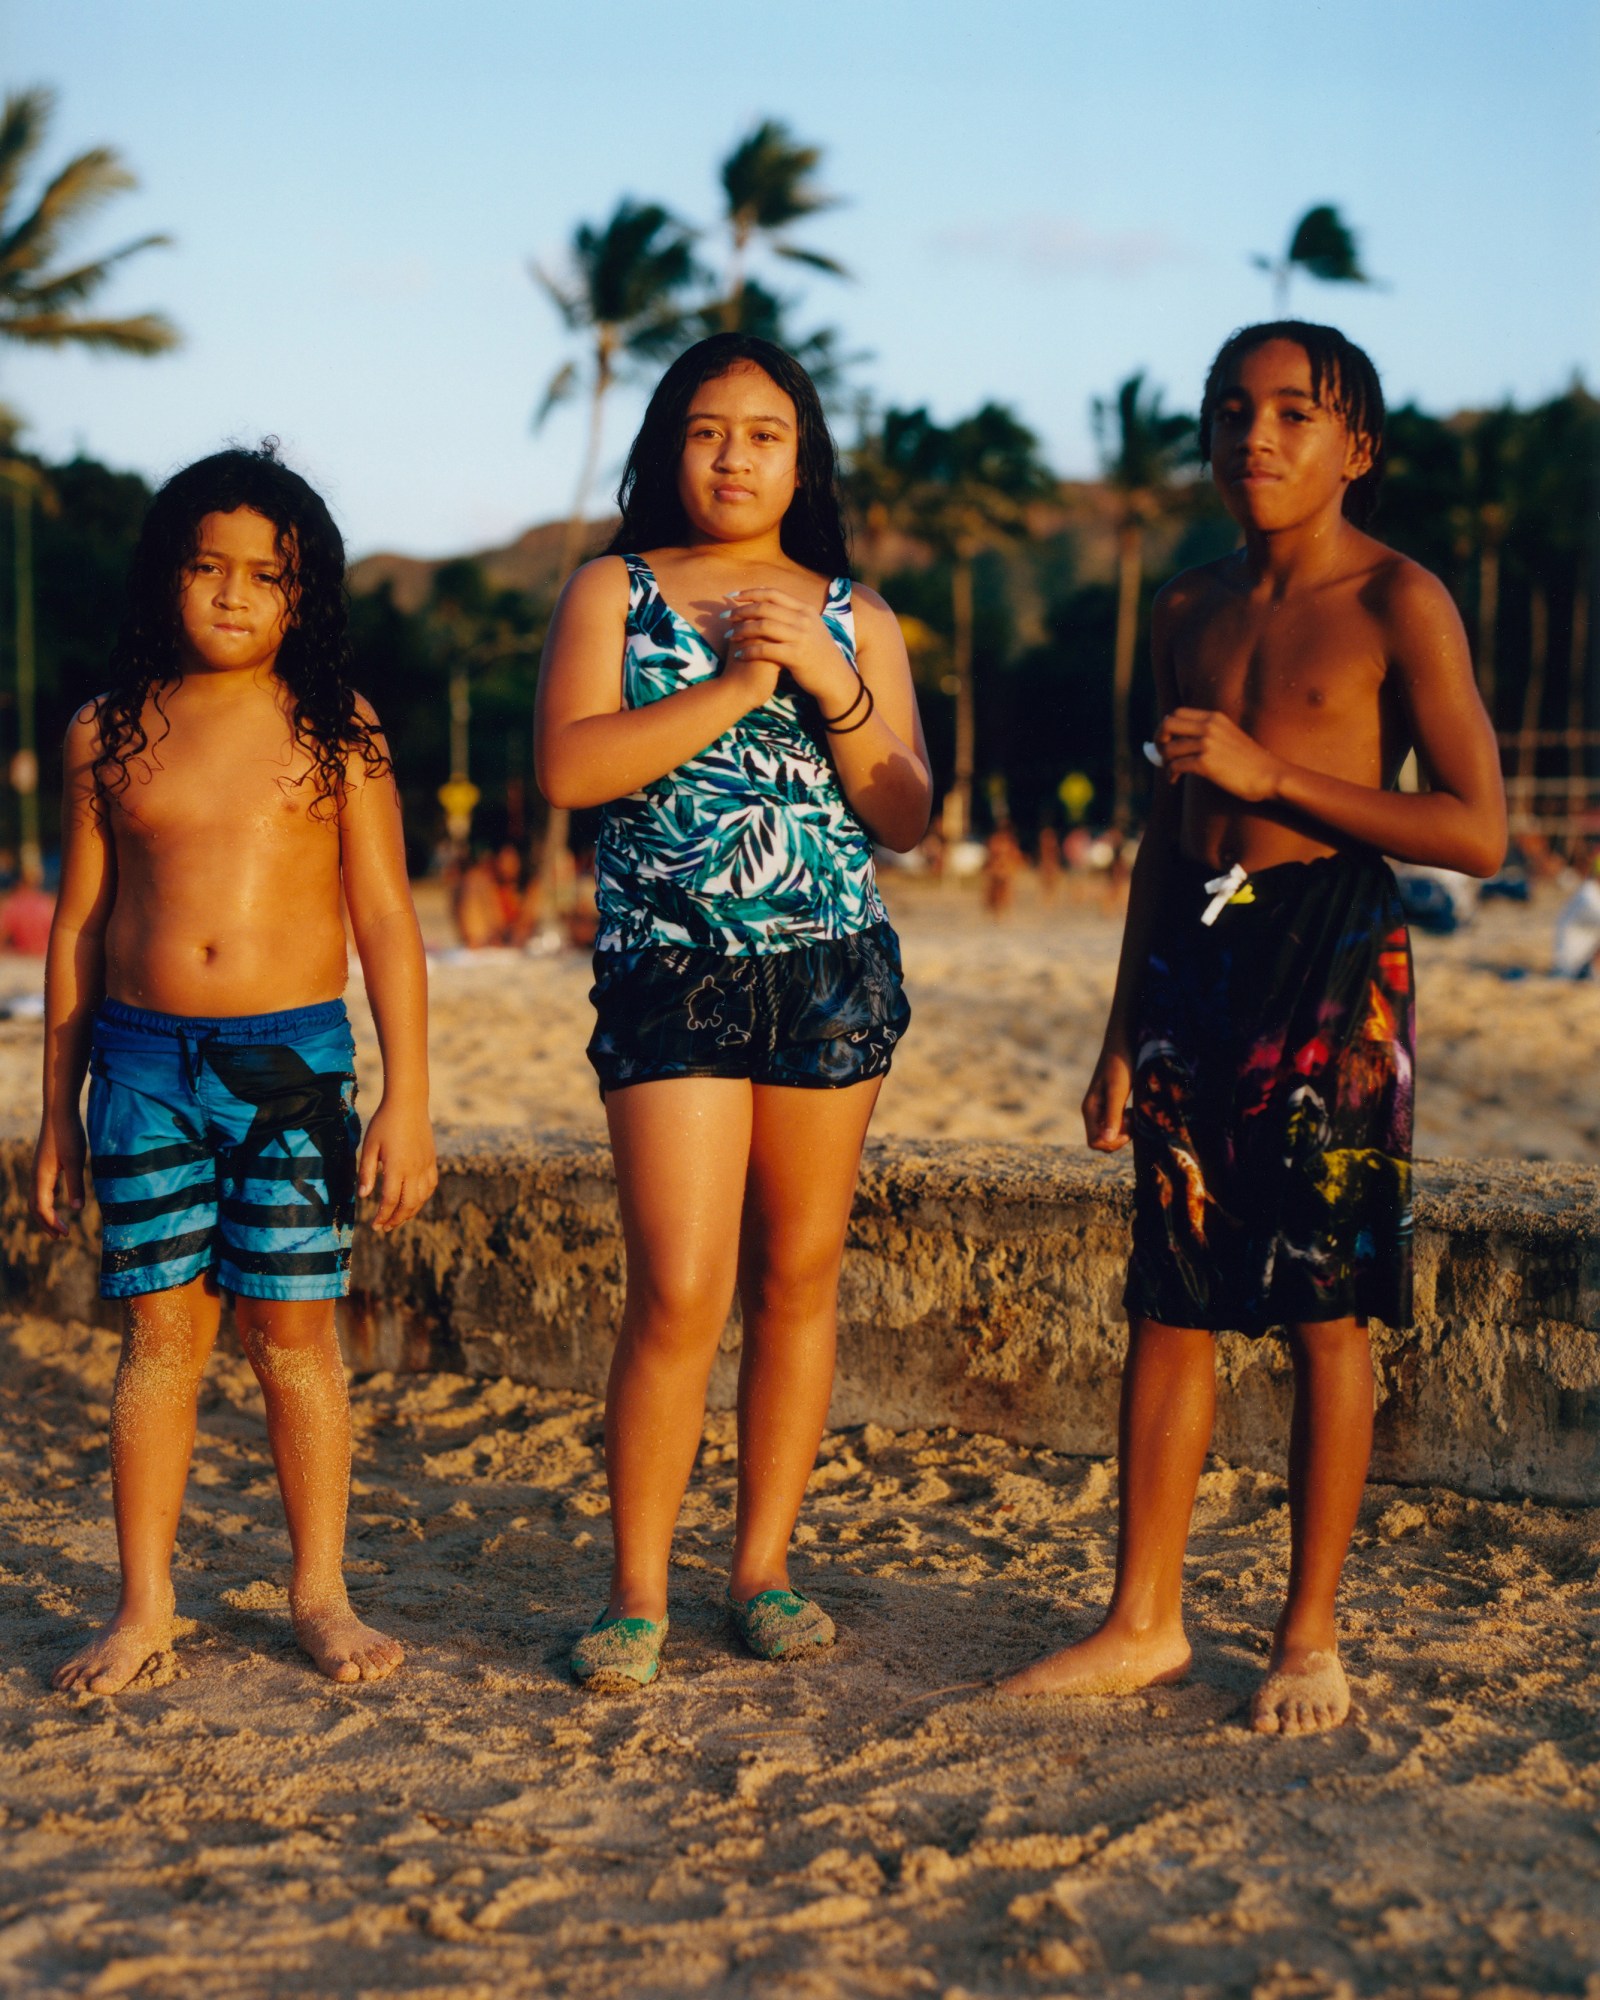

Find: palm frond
<box><xmin>529</xmin><ymin>259</ymin><xmax>584</xmax><ymax>330</ymax></box>
<box><xmin>0</xmin><ymin>309</ymin><xmax>179</xmax><ymax>353</ymax></box>
<box><xmin>721</xmin><ymin>118</ymin><xmax>841</xmax><ymax>245</ymax></box>
<box><xmin>0</xmin><ymin>88</ymin><xmax>50</xmax><ymax>226</ymax></box>
<box><xmin>532</xmin><ymin>359</ymin><xmax>580</xmax><ymax>430</ymax></box>
<box><xmin>5</xmin><ymin>233</ymin><xmax>171</xmax><ymax>311</ymax></box>
<box><xmin>1286</xmin><ymin>203</ymin><xmax>1370</xmax><ymax>285</ymax></box>
<box><xmin>772</xmin><ymin>243</ymin><xmax>850</xmax><ymax>278</ymax></box>
<box><xmin>1094</xmin><ymin>371</ymin><xmax>1196</xmax><ymax>494</ymax></box>
<box><xmin>0</xmin><ymin>146</ymin><xmax>138</xmax><ymax>279</ymax></box>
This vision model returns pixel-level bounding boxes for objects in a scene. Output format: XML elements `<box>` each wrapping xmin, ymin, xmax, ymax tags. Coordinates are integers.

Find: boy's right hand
<box><xmin>1082</xmin><ymin>1047</ymin><xmax>1133</xmax><ymax>1152</ymax></box>
<box><xmin>32</xmin><ymin>1118</ymin><xmax>87</xmax><ymax>1237</ymax></box>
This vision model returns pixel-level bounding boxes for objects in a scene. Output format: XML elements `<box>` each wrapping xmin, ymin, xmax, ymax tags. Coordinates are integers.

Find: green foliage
<box><xmin>1286</xmin><ymin>204</ymin><xmax>1370</xmax><ymax>285</ymax></box>
<box><xmin>1252</xmin><ymin>202</ymin><xmax>1375</xmax><ymax>312</ymax></box>
<box><xmin>9</xmin><ymin>378</ymin><xmax>1595</xmax><ymax>863</ymax></box>
<box><xmin>0</xmin><ymin>87</ymin><xmax>178</xmax><ymax>354</ymax></box>
<box><xmin>1092</xmin><ymin>372</ymin><xmax>1196</xmax><ymax>501</ymax></box>
<box><xmin>852</xmin><ymin>401</ymin><xmax>1054</xmax><ymax>559</ymax></box>
<box><xmin>719</xmin><ymin>119</ymin><xmax>845</xmax><ymax>275</ymax></box>
<box><xmin>531</xmin><ymin>197</ymin><xmax>701</xmax><ymax>426</ymax></box>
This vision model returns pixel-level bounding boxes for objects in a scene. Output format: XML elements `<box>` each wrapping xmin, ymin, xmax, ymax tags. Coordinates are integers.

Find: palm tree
<box><xmin>531</xmin><ymin>200</ymin><xmax>698</xmax><ymax>944</ymax></box>
<box><xmin>0</xmin><ymin>88</ymin><xmax>178</xmax><ymax>358</ymax></box>
<box><xmin>1457</xmin><ymin>405</ymin><xmax>1521</xmax><ymax>724</ymax></box>
<box><xmin>1252</xmin><ymin>204</ymin><xmax>1375</xmax><ymax>316</ymax></box>
<box><xmin>1093</xmin><ymin>373</ymin><xmax>1195</xmax><ymax>829</ymax></box>
<box><xmin>1505</xmin><ymin>391</ymin><xmax>1600</xmax><ymax>815</ymax></box>
<box><xmin>0</xmin><ymin>87</ymin><xmax>178</xmax><ymax>872</ymax></box>
<box><xmin>531</xmin><ymin>198</ymin><xmax>699</xmax><ymax>580</ymax></box>
<box><xmin>693</xmin><ymin>275</ymin><xmax>864</xmax><ymax>411</ymax></box>
<box><xmin>717</xmin><ymin>120</ymin><xmax>846</xmax><ymax>331</ymax></box>
<box><xmin>853</xmin><ymin>404</ymin><xmax>1053</xmax><ymax>839</ymax></box>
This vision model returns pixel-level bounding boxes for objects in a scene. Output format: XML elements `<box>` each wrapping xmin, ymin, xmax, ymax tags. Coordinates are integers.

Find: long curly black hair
<box><xmin>605</xmin><ymin>333</ymin><xmax>851</xmax><ymax>577</ymax></box>
<box><xmin>94</xmin><ymin>441</ymin><xmax>387</xmax><ymax>814</ymax></box>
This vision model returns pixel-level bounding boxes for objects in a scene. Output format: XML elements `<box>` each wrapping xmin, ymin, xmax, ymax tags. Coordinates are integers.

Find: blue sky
<box><xmin>6</xmin><ymin>0</ymin><xmax>1597</xmax><ymax>559</ymax></box>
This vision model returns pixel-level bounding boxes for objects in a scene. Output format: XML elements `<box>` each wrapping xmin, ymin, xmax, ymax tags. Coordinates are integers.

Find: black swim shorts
<box><xmin>586</xmin><ymin>922</ymin><xmax>911</xmax><ymax>1093</ymax></box>
<box><xmin>1125</xmin><ymin>850</ymin><xmax>1415</xmax><ymax>1334</ymax></box>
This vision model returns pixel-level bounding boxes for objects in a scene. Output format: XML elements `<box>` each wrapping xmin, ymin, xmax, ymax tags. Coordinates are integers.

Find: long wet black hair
<box><xmin>94</xmin><ymin>441</ymin><xmax>387</xmax><ymax>814</ymax></box>
<box><xmin>1199</xmin><ymin>319</ymin><xmax>1387</xmax><ymax>527</ymax></box>
<box><xmin>605</xmin><ymin>333</ymin><xmax>851</xmax><ymax>577</ymax></box>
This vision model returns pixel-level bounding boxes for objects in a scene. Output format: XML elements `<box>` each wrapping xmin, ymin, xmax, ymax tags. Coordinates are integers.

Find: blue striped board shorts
<box><xmin>86</xmin><ymin>997</ymin><xmax>360</xmax><ymax>1302</ymax></box>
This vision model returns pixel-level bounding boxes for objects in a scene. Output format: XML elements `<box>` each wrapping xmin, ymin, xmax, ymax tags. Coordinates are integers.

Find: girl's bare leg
<box><xmin>235</xmin><ymin>1297</ymin><xmax>401</xmax><ymax>1684</ymax></box>
<box><xmin>730</xmin><ymin>1078</ymin><xmax>882</xmax><ymax>1601</ymax></box>
<box><xmin>54</xmin><ymin>1273</ymin><xmax>222</xmax><ymax>1693</ymax></box>
<box><xmin>603</xmin><ymin>1078</ymin><xmax>754</xmax><ymax>1620</ymax></box>
<box><xmin>999</xmin><ymin>1317</ymin><xmax>1214</xmax><ymax>1695</ymax></box>
<box><xmin>1251</xmin><ymin>1316</ymin><xmax>1372</xmax><ymax>1735</ymax></box>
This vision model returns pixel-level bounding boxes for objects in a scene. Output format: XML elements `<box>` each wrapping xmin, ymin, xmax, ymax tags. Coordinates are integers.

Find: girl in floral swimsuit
<box><xmin>535</xmin><ymin>333</ymin><xmax>932</xmax><ymax>1688</ymax></box>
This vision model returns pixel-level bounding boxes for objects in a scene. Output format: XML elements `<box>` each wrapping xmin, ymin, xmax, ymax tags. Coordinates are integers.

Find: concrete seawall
<box><xmin>3</xmin><ymin>1122</ymin><xmax>1596</xmax><ymax>1503</ymax></box>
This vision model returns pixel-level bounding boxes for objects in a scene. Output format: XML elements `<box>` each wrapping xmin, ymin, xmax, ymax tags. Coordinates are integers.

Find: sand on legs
<box><xmin>53</xmin><ymin>1276</ymin><xmax>222</xmax><ymax>1695</ymax></box>
<box><xmin>237</xmin><ymin>1296</ymin><xmax>403</xmax><ymax>1684</ymax></box>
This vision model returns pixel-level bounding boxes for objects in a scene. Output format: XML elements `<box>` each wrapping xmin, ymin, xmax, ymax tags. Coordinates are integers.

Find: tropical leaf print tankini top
<box><xmin>594</xmin><ymin>555</ymin><xmax>889</xmax><ymax>956</ymax></box>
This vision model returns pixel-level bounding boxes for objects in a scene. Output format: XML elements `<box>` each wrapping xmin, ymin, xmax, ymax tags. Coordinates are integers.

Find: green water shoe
<box><xmin>729</xmin><ymin>1588</ymin><xmax>835</xmax><ymax>1661</ymax></box>
<box><xmin>570</xmin><ymin>1610</ymin><xmax>667</xmax><ymax>1691</ymax></box>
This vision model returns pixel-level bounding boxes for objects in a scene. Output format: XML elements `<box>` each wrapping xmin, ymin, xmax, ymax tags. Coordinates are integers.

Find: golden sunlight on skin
<box><xmin>101</xmin><ymin>508</ymin><xmax>351</xmax><ymax>1020</ymax></box>
<box><xmin>1003</xmin><ymin>332</ymin><xmax>1504</xmax><ymax>1737</ymax></box>
<box><xmin>238</xmin><ymin>1300</ymin><xmax>403</xmax><ymax>1684</ymax></box>
<box><xmin>42</xmin><ymin>495</ymin><xmax>433</xmax><ymax>1694</ymax></box>
<box><xmin>533</xmin><ymin>356</ymin><xmax>933</xmax><ymax>1650</ymax></box>
<box><xmin>52</xmin><ymin>1279</ymin><xmax>218</xmax><ymax>1694</ymax></box>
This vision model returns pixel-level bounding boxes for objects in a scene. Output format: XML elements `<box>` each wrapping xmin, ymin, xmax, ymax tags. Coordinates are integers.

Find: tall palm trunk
<box><xmin>1568</xmin><ymin>583</ymin><xmax>1590</xmax><ymax>821</ymax></box>
<box><xmin>1516</xmin><ymin>581</ymin><xmax>1549</xmax><ymax>805</ymax></box>
<box><xmin>544</xmin><ymin>338</ymin><xmax>616</xmax><ymax>940</ymax></box>
<box><xmin>558</xmin><ymin>336</ymin><xmax>614</xmax><ymax>581</ymax></box>
<box><xmin>945</xmin><ymin>553</ymin><xmax>975</xmax><ymax>841</ymax></box>
<box><xmin>1111</xmin><ymin>514</ymin><xmax>1143</xmax><ymax>831</ymax></box>
<box><xmin>721</xmin><ymin>221</ymin><xmax>750</xmax><ymax>332</ymax></box>
<box><xmin>1476</xmin><ymin>509</ymin><xmax>1503</xmax><ymax>722</ymax></box>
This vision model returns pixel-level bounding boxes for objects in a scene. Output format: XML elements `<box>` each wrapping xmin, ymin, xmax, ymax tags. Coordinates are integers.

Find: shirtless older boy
<box><xmin>1003</xmin><ymin>322</ymin><xmax>1505</xmax><ymax>1733</ymax></box>
<box><xmin>35</xmin><ymin>445</ymin><xmax>436</xmax><ymax>1694</ymax></box>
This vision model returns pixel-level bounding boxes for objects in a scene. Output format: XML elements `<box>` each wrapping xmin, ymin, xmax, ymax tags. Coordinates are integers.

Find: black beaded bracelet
<box><xmin>818</xmin><ymin>677</ymin><xmax>869</xmax><ymax>730</ymax></box>
<box><xmin>825</xmin><ymin>682</ymin><xmax>876</xmax><ymax>735</ymax></box>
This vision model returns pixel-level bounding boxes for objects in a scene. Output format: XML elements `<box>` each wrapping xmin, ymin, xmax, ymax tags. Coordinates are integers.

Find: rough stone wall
<box><xmin>3</xmin><ymin>1122</ymin><xmax>1596</xmax><ymax>1503</ymax></box>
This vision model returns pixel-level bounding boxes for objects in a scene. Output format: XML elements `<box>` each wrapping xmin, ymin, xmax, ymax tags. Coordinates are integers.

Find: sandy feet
<box><xmin>53</xmin><ymin>1600</ymin><xmax>174</xmax><ymax>1695</ymax></box>
<box><xmin>1250</xmin><ymin>1646</ymin><xmax>1350</xmax><ymax>1736</ymax></box>
<box><xmin>996</xmin><ymin>1622</ymin><xmax>1192</xmax><ymax>1699</ymax></box>
<box><xmin>291</xmin><ymin>1598</ymin><xmax>403</xmax><ymax>1684</ymax></box>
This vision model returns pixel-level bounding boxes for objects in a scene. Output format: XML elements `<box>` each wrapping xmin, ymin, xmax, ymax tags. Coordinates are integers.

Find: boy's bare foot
<box><xmin>292</xmin><ymin>1597</ymin><xmax>403</xmax><ymax>1684</ymax></box>
<box><xmin>53</xmin><ymin>1598</ymin><xmax>175</xmax><ymax>1695</ymax></box>
<box><xmin>997</xmin><ymin>1621</ymin><xmax>1191</xmax><ymax>1698</ymax></box>
<box><xmin>1250</xmin><ymin>1645</ymin><xmax>1349</xmax><ymax>1735</ymax></box>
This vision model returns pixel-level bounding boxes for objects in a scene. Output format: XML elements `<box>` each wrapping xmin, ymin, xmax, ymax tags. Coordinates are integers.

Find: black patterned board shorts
<box><xmin>586</xmin><ymin>922</ymin><xmax>911</xmax><ymax>1094</ymax></box>
<box><xmin>1125</xmin><ymin>851</ymin><xmax>1415</xmax><ymax>1336</ymax></box>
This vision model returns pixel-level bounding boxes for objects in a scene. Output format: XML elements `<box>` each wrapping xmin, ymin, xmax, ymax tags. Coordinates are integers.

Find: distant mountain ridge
<box><xmin>349</xmin><ymin>518</ymin><xmax>617</xmax><ymax>611</ymax></box>
<box><xmin>347</xmin><ymin>482</ymin><xmax>1149</xmax><ymax>611</ymax></box>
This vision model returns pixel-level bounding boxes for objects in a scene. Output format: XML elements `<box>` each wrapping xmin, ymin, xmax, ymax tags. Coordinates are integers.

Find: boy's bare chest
<box><xmin>1176</xmin><ymin>594</ymin><xmax>1388</xmax><ymax>733</ymax></box>
<box><xmin>112</xmin><ymin>707</ymin><xmax>326</xmax><ymax>846</ymax></box>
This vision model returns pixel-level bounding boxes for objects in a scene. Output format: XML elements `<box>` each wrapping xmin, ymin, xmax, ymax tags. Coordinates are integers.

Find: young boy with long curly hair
<box><xmin>35</xmin><ymin>443</ymin><xmax>436</xmax><ymax>1694</ymax></box>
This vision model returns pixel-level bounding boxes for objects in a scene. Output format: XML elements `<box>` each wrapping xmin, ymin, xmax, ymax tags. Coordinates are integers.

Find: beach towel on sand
<box><xmin>1125</xmin><ymin>849</ymin><xmax>1414</xmax><ymax>1335</ymax></box>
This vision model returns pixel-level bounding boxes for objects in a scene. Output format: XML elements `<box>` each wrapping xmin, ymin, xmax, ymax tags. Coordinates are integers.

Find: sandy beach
<box><xmin>1</xmin><ymin>875</ymin><xmax>1595</xmax><ymax>1163</ymax></box>
<box><xmin>1</xmin><ymin>880</ymin><xmax>1597</xmax><ymax>1996</ymax></box>
<box><xmin>4</xmin><ymin>1311</ymin><xmax>1598</xmax><ymax>1998</ymax></box>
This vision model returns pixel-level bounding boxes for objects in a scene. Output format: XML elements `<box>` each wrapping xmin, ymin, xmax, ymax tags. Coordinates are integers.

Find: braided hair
<box><xmin>1199</xmin><ymin>320</ymin><xmax>1387</xmax><ymax>527</ymax></box>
